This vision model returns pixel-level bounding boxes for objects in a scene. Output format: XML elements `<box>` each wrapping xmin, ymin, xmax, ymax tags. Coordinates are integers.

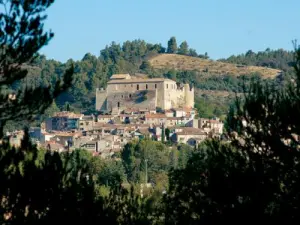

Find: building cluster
<box><xmin>5</xmin><ymin>74</ymin><xmax>224</xmax><ymax>157</ymax></box>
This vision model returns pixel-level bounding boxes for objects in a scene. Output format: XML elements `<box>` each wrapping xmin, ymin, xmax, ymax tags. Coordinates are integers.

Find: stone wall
<box><xmin>106</xmin><ymin>90</ymin><xmax>156</xmax><ymax>111</ymax></box>
<box><xmin>96</xmin><ymin>88</ymin><xmax>107</xmax><ymax>111</ymax></box>
<box><xmin>96</xmin><ymin>77</ymin><xmax>195</xmax><ymax>112</ymax></box>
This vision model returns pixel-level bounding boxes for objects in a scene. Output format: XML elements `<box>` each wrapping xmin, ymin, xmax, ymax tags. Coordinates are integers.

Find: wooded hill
<box><xmin>6</xmin><ymin>38</ymin><xmax>294</xmax><ymax>131</ymax></box>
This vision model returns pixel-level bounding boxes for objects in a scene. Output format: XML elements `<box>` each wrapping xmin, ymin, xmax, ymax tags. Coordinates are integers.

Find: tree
<box><xmin>98</xmin><ymin>160</ymin><xmax>126</xmax><ymax>187</ymax></box>
<box><xmin>188</xmin><ymin>48</ymin><xmax>198</xmax><ymax>57</ymax></box>
<box><xmin>178</xmin><ymin>41</ymin><xmax>189</xmax><ymax>55</ymax></box>
<box><xmin>139</xmin><ymin>61</ymin><xmax>152</xmax><ymax>71</ymax></box>
<box><xmin>64</xmin><ymin>102</ymin><xmax>71</xmax><ymax>111</ymax></box>
<box><xmin>167</xmin><ymin>37</ymin><xmax>178</xmax><ymax>54</ymax></box>
<box><xmin>161</xmin><ymin>125</ymin><xmax>165</xmax><ymax>143</ymax></box>
<box><xmin>163</xmin><ymin>45</ymin><xmax>300</xmax><ymax>224</ymax></box>
<box><xmin>0</xmin><ymin>0</ymin><xmax>73</xmax><ymax>138</ymax></box>
<box><xmin>165</xmin><ymin>128</ymin><xmax>170</xmax><ymax>141</ymax></box>
<box><xmin>164</xmin><ymin>140</ymin><xmax>251</xmax><ymax>224</ymax></box>
<box><xmin>122</xmin><ymin>140</ymin><xmax>170</xmax><ymax>183</ymax></box>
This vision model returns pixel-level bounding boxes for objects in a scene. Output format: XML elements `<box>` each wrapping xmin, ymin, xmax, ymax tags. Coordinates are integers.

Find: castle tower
<box><xmin>184</xmin><ymin>84</ymin><xmax>194</xmax><ymax>108</ymax></box>
<box><xmin>96</xmin><ymin>88</ymin><xmax>107</xmax><ymax>112</ymax></box>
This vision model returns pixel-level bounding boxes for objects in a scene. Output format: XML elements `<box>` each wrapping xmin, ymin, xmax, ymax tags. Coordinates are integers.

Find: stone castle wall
<box><xmin>96</xmin><ymin>88</ymin><xmax>107</xmax><ymax>111</ymax></box>
<box><xmin>96</xmin><ymin>76</ymin><xmax>194</xmax><ymax>112</ymax></box>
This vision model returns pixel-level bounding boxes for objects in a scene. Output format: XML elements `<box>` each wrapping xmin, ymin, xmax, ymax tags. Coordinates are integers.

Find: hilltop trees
<box><xmin>167</xmin><ymin>37</ymin><xmax>178</xmax><ymax>53</ymax></box>
<box><xmin>178</xmin><ymin>41</ymin><xmax>189</xmax><ymax>55</ymax></box>
<box><xmin>221</xmin><ymin>48</ymin><xmax>294</xmax><ymax>72</ymax></box>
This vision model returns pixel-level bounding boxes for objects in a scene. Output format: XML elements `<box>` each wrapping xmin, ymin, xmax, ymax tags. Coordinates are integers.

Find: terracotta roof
<box><xmin>98</xmin><ymin>115</ymin><xmax>113</xmax><ymax>118</ymax></box>
<box><xmin>93</xmin><ymin>122</ymin><xmax>105</xmax><ymax>127</ymax></box>
<box><xmin>53</xmin><ymin>111</ymin><xmax>83</xmax><ymax>118</ymax></box>
<box><xmin>119</xmin><ymin>114</ymin><xmax>137</xmax><ymax>117</ymax></box>
<box><xmin>145</xmin><ymin>114</ymin><xmax>166</xmax><ymax>119</ymax></box>
<box><xmin>177</xmin><ymin>131</ymin><xmax>207</xmax><ymax>135</ymax></box>
<box><xmin>52</xmin><ymin>132</ymin><xmax>79</xmax><ymax>137</ymax></box>
<box><xmin>167</xmin><ymin>117</ymin><xmax>185</xmax><ymax>120</ymax></box>
<box><xmin>176</xmin><ymin>127</ymin><xmax>207</xmax><ymax>135</ymax></box>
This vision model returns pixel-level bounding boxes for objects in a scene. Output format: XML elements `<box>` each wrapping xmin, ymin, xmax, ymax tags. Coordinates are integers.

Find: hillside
<box><xmin>12</xmin><ymin>39</ymin><xmax>294</xmax><ymax>123</ymax></box>
<box><xmin>148</xmin><ymin>54</ymin><xmax>282</xmax><ymax>78</ymax></box>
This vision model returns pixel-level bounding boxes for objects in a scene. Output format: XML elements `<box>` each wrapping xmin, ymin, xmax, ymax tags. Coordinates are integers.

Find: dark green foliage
<box><xmin>140</xmin><ymin>61</ymin><xmax>152</xmax><ymax>71</ymax></box>
<box><xmin>195</xmin><ymin>96</ymin><xmax>230</xmax><ymax>119</ymax></box>
<box><xmin>121</xmin><ymin>140</ymin><xmax>170</xmax><ymax>183</ymax></box>
<box><xmin>221</xmin><ymin>48</ymin><xmax>294</xmax><ymax>72</ymax></box>
<box><xmin>165</xmin><ymin>140</ymin><xmax>251</xmax><ymax>224</ymax></box>
<box><xmin>165</xmin><ymin>128</ymin><xmax>170</xmax><ymax>141</ymax></box>
<box><xmin>163</xmin><ymin>45</ymin><xmax>300</xmax><ymax>224</ymax></box>
<box><xmin>0</xmin><ymin>0</ymin><xmax>73</xmax><ymax>137</ymax></box>
<box><xmin>167</xmin><ymin>37</ymin><xmax>178</xmax><ymax>54</ymax></box>
<box><xmin>198</xmin><ymin>52</ymin><xmax>209</xmax><ymax>59</ymax></box>
<box><xmin>178</xmin><ymin>41</ymin><xmax>189</xmax><ymax>55</ymax></box>
<box><xmin>188</xmin><ymin>48</ymin><xmax>198</xmax><ymax>57</ymax></box>
<box><xmin>98</xmin><ymin>160</ymin><xmax>126</xmax><ymax>187</ymax></box>
<box><xmin>161</xmin><ymin>125</ymin><xmax>165</xmax><ymax>143</ymax></box>
<box><xmin>0</xmin><ymin>140</ymin><xmax>150</xmax><ymax>224</ymax></box>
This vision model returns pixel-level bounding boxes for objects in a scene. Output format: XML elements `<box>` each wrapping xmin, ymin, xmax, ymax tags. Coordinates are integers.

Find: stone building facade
<box><xmin>96</xmin><ymin>74</ymin><xmax>194</xmax><ymax>113</ymax></box>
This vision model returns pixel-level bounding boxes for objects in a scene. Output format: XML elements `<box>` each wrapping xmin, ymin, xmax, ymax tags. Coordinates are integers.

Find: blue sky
<box><xmin>40</xmin><ymin>0</ymin><xmax>300</xmax><ymax>62</ymax></box>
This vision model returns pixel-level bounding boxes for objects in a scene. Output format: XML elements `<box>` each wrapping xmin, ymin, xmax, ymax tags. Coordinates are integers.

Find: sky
<box><xmin>40</xmin><ymin>0</ymin><xmax>300</xmax><ymax>62</ymax></box>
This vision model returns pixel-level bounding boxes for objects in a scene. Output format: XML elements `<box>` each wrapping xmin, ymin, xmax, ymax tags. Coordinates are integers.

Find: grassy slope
<box><xmin>148</xmin><ymin>54</ymin><xmax>281</xmax><ymax>79</ymax></box>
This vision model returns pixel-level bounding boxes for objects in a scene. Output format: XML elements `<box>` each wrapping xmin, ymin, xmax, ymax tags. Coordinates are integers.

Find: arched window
<box><xmin>117</xmin><ymin>102</ymin><xmax>120</xmax><ymax>108</ymax></box>
<box><xmin>137</xmin><ymin>84</ymin><xmax>139</xmax><ymax>90</ymax></box>
<box><xmin>155</xmin><ymin>84</ymin><xmax>157</xmax><ymax>89</ymax></box>
<box><xmin>146</xmin><ymin>84</ymin><xmax>148</xmax><ymax>90</ymax></box>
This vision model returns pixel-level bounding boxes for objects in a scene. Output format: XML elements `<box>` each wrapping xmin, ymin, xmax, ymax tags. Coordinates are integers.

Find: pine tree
<box><xmin>178</xmin><ymin>41</ymin><xmax>189</xmax><ymax>55</ymax></box>
<box><xmin>161</xmin><ymin>124</ymin><xmax>165</xmax><ymax>143</ymax></box>
<box><xmin>0</xmin><ymin>0</ymin><xmax>73</xmax><ymax>138</ymax></box>
<box><xmin>167</xmin><ymin>37</ymin><xmax>178</xmax><ymax>54</ymax></box>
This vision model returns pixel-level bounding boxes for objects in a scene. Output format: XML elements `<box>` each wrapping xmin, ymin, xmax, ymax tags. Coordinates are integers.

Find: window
<box><xmin>118</xmin><ymin>102</ymin><xmax>120</xmax><ymax>108</ymax></box>
<box><xmin>155</xmin><ymin>84</ymin><xmax>157</xmax><ymax>89</ymax></box>
<box><xmin>146</xmin><ymin>84</ymin><xmax>148</xmax><ymax>89</ymax></box>
<box><xmin>137</xmin><ymin>84</ymin><xmax>139</xmax><ymax>90</ymax></box>
<box><xmin>122</xmin><ymin>95</ymin><xmax>123</xmax><ymax>98</ymax></box>
<box><xmin>166</xmin><ymin>84</ymin><xmax>168</xmax><ymax>89</ymax></box>
<box><xmin>129</xmin><ymin>94</ymin><xmax>132</xmax><ymax>98</ymax></box>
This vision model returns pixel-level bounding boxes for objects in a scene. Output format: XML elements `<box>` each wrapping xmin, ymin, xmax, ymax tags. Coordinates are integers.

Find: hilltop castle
<box><xmin>96</xmin><ymin>74</ymin><xmax>194</xmax><ymax>113</ymax></box>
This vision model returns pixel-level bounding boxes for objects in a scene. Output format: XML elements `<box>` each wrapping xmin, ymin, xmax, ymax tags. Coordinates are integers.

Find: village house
<box><xmin>174</xmin><ymin>127</ymin><xmax>208</xmax><ymax>146</ymax></box>
<box><xmin>144</xmin><ymin>113</ymin><xmax>167</xmax><ymax>125</ymax></box>
<box><xmin>97</xmin><ymin>115</ymin><xmax>114</xmax><ymax>123</ymax></box>
<box><xmin>198</xmin><ymin>118</ymin><xmax>224</xmax><ymax>135</ymax></box>
<box><xmin>45</xmin><ymin>111</ymin><xmax>83</xmax><ymax>131</ymax></box>
<box><xmin>79</xmin><ymin>115</ymin><xmax>96</xmax><ymax>131</ymax></box>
